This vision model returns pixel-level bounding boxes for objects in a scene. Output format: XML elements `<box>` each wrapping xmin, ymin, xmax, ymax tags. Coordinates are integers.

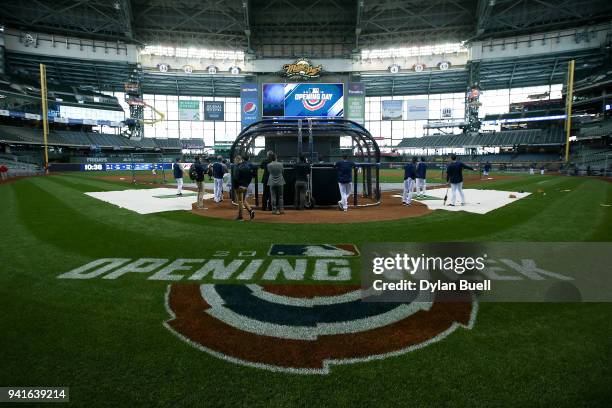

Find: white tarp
<box><xmin>394</xmin><ymin>188</ymin><xmax>531</xmax><ymax>214</ymax></box>
<box><xmin>85</xmin><ymin>188</ymin><xmax>213</xmax><ymax>214</ymax></box>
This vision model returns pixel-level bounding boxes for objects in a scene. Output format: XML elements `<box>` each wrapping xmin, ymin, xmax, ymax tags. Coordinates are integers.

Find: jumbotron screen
<box><xmin>262</xmin><ymin>83</ymin><xmax>344</xmax><ymax>118</ymax></box>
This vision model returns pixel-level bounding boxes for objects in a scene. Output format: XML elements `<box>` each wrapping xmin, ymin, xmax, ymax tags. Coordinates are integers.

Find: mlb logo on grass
<box><xmin>269</xmin><ymin>244</ymin><xmax>359</xmax><ymax>257</ymax></box>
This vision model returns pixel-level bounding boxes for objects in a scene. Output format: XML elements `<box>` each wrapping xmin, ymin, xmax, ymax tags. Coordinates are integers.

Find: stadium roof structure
<box><xmin>5</xmin><ymin>47</ymin><xmax>607</xmax><ymax>98</ymax></box>
<box><xmin>2</xmin><ymin>0</ymin><xmax>612</xmax><ymax>57</ymax></box>
<box><xmin>357</xmin><ymin>48</ymin><xmax>607</xmax><ymax>96</ymax></box>
<box><xmin>1</xmin><ymin>1</ymin><xmax>611</xmax><ymax>97</ymax></box>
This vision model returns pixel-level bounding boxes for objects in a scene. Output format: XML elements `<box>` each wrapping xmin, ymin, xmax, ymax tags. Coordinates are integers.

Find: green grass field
<box><xmin>101</xmin><ymin>168</ymin><xmax>462</xmax><ymax>184</ymax></box>
<box><xmin>1</xmin><ymin>172</ymin><xmax>611</xmax><ymax>407</ymax></box>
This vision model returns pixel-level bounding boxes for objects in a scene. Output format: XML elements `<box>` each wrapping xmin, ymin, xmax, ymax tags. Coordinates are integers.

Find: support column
<box><xmin>465</xmin><ymin>61</ymin><xmax>481</xmax><ymax>134</ymax></box>
<box><xmin>39</xmin><ymin>64</ymin><xmax>49</xmax><ymax>174</ymax></box>
<box><xmin>125</xmin><ymin>64</ymin><xmax>144</xmax><ymax>140</ymax></box>
<box><xmin>564</xmin><ymin>60</ymin><xmax>575</xmax><ymax>163</ymax></box>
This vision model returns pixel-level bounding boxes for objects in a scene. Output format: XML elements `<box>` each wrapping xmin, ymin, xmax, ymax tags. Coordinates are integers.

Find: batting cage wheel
<box><xmin>230</xmin><ymin>118</ymin><xmax>381</xmax><ymax>209</ymax></box>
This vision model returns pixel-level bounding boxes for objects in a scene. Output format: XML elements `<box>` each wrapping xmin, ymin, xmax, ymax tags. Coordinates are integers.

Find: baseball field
<box><xmin>1</xmin><ymin>172</ymin><xmax>611</xmax><ymax>407</ymax></box>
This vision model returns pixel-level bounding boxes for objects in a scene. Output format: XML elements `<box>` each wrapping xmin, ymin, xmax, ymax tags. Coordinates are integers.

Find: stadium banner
<box><xmin>178</xmin><ymin>100</ymin><xmax>201</xmax><ymax>121</ymax></box>
<box><xmin>346</xmin><ymin>82</ymin><xmax>365</xmax><ymax>125</ymax></box>
<box><xmin>360</xmin><ymin>242</ymin><xmax>612</xmax><ymax>302</ymax></box>
<box><xmin>240</xmin><ymin>83</ymin><xmax>260</xmax><ymax>129</ymax></box>
<box><xmin>104</xmin><ymin>163</ymin><xmax>172</xmax><ymax>171</ymax></box>
<box><xmin>262</xmin><ymin>83</ymin><xmax>344</xmax><ymax>118</ymax></box>
<box><xmin>406</xmin><ymin>99</ymin><xmax>429</xmax><ymax>120</ymax></box>
<box><xmin>48</xmin><ymin>163</ymin><xmax>176</xmax><ymax>172</ymax></box>
<box><xmin>204</xmin><ymin>101</ymin><xmax>224</xmax><ymax>121</ymax></box>
<box><xmin>381</xmin><ymin>100</ymin><xmax>403</xmax><ymax>120</ymax></box>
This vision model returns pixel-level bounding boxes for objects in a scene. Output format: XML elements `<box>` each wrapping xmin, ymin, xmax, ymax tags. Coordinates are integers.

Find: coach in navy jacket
<box><xmin>402</xmin><ymin>157</ymin><xmax>417</xmax><ymax>205</ymax></box>
<box><xmin>404</xmin><ymin>160</ymin><xmax>416</xmax><ymax>181</ymax></box>
<box><xmin>446</xmin><ymin>154</ymin><xmax>474</xmax><ymax>206</ymax></box>
<box><xmin>334</xmin><ymin>155</ymin><xmax>356</xmax><ymax>211</ymax></box>
<box><xmin>415</xmin><ymin>157</ymin><xmax>427</xmax><ymax>197</ymax></box>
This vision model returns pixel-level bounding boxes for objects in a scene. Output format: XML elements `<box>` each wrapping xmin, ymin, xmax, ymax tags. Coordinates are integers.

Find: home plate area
<box><xmin>85</xmin><ymin>188</ymin><xmax>214</xmax><ymax>214</ymax></box>
<box><xmin>394</xmin><ymin>188</ymin><xmax>531</xmax><ymax>214</ymax></box>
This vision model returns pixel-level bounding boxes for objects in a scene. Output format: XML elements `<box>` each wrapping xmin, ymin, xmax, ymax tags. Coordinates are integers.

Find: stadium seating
<box><xmin>396</xmin><ymin>129</ymin><xmax>565</xmax><ymax>149</ymax></box>
<box><xmin>154</xmin><ymin>139</ymin><xmax>183</xmax><ymax>150</ymax></box>
<box><xmin>394</xmin><ymin>152</ymin><xmax>560</xmax><ymax>164</ymax></box>
<box><xmin>0</xmin><ymin>125</ymin><xmax>184</xmax><ymax>151</ymax></box>
<box><xmin>578</xmin><ymin>119</ymin><xmax>612</xmax><ymax>139</ymax></box>
<box><xmin>182</xmin><ymin>139</ymin><xmax>205</xmax><ymax>150</ymax></box>
<box><xmin>0</xmin><ymin>154</ymin><xmax>42</xmax><ymax>178</ymax></box>
<box><xmin>572</xmin><ymin>147</ymin><xmax>612</xmax><ymax>168</ymax></box>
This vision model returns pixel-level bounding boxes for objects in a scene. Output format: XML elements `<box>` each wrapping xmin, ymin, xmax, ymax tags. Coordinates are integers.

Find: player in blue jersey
<box><xmin>334</xmin><ymin>154</ymin><xmax>356</xmax><ymax>212</ymax></box>
<box><xmin>446</xmin><ymin>154</ymin><xmax>474</xmax><ymax>206</ymax></box>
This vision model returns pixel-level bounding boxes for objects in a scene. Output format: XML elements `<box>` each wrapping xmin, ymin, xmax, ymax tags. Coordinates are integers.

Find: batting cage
<box><xmin>230</xmin><ymin>118</ymin><xmax>381</xmax><ymax>208</ymax></box>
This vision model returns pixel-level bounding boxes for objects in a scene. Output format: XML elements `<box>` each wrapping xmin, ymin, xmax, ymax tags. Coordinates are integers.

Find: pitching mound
<box><xmin>191</xmin><ymin>191</ymin><xmax>431</xmax><ymax>224</ymax></box>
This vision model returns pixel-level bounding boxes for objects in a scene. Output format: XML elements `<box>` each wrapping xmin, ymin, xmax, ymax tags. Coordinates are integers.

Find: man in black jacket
<box><xmin>294</xmin><ymin>155</ymin><xmax>311</xmax><ymax>210</ymax></box>
<box><xmin>260</xmin><ymin>151</ymin><xmax>274</xmax><ymax>211</ymax></box>
<box><xmin>446</xmin><ymin>154</ymin><xmax>474</xmax><ymax>206</ymax></box>
<box><xmin>211</xmin><ymin>156</ymin><xmax>227</xmax><ymax>203</ymax></box>
<box><xmin>232</xmin><ymin>155</ymin><xmax>255</xmax><ymax>221</ymax></box>
<box><xmin>193</xmin><ymin>156</ymin><xmax>208</xmax><ymax>210</ymax></box>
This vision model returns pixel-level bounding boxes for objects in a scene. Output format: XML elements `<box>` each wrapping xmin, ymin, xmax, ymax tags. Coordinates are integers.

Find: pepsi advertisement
<box><xmin>241</xmin><ymin>83</ymin><xmax>260</xmax><ymax>129</ymax></box>
<box><xmin>262</xmin><ymin>83</ymin><xmax>344</xmax><ymax>118</ymax></box>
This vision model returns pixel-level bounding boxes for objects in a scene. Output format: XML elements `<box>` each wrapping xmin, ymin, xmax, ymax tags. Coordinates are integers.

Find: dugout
<box><xmin>230</xmin><ymin>118</ymin><xmax>381</xmax><ymax>208</ymax></box>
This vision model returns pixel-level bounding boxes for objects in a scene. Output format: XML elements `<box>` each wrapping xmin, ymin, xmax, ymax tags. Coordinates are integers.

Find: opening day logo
<box><xmin>294</xmin><ymin>87</ymin><xmax>334</xmax><ymax>111</ymax></box>
<box><xmin>57</xmin><ymin>244</ymin><xmax>477</xmax><ymax>374</ymax></box>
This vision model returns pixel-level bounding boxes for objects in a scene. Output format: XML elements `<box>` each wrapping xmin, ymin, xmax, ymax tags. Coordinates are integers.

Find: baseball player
<box><xmin>446</xmin><ymin>154</ymin><xmax>474</xmax><ymax>206</ymax></box>
<box><xmin>334</xmin><ymin>154</ymin><xmax>356</xmax><ymax>212</ymax></box>
<box><xmin>192</xmin><ymin>156</ymin><xmax>207</xmax><ymax>209</ymax></box>
<box><xmin>242</xmin><ymin>154</ymin><xmax>257</xmax><ymax>201</ymax></box>
<box><xmin>211</xmin><ymin>156</ymin><xmax>227</xmax><ymax>203</ymax></box>
<box><xmin>483</xmin><ymin>161</ymin><xmax>492</xmax><ymax>176</ymax></box>
<box><xmin>403</xmin><ymin>157</ymin><xmax>417</xmax><ymax>206</ymax></box>
<box><xmin>415</xmin><ymin>156</ymin><xmax>427</xmax><ymax>198</ymax></box>
<box><xmin>173</xmin><ymin>158</ymin><xmax>184</xmax><ymax>196</ymax></box>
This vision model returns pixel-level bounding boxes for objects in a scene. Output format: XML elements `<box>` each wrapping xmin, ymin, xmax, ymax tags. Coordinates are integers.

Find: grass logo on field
<box><xmin>269</xmin><ymin>244</ymin><xmax>359</xmax><ymax>257</ymax></box>
<box><xmin>164</xmin><ymin>244</ymin><xmax>477</xmax><ymax>374</ymax></box>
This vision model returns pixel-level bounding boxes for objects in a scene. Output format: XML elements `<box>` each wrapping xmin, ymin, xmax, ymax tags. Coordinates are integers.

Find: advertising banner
<box><xmin>381</xmin><ymin>100</ymin><xmax>403</xmax><ymax>120</ymax></box>
<box><xmin>204</xmin><ymin>101</ymin><xmax>224</xmax><ymax>121</ymax></box>
<box><xmin>347</xmin><ymin>82</ymin><xmax>365</xmax><ymax>125</ymax></box>
<box><xmin>240</xmin><ymin>83</ymin><xmax>260</xmax><ymax>129</ymax></box>
<box><xmin>406</xmin><ymin>99</ymin><xmax>429</xmax><ymax>120</ymax></box>
<box><xmin>178</xmin><ymin>100</ymin><xmax>200</xmax><ymax>121</ymax></box>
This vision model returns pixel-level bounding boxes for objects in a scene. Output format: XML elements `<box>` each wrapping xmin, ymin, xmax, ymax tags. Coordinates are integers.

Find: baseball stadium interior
<box><xmin>1</xmin><ymin>1</ymin><xmax>612</xmax><ymax>407</ymax></box>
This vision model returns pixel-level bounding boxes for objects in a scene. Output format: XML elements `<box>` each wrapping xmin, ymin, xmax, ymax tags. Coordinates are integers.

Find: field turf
<box><xmin>1</xmin><ymin>172</ymin><xmax>611</xmax><ymax>407</ymax></box>
<box><xmin>95</xmin><ymin>168</ymin><xmax>463</xmax><ymax>184</ymax></box>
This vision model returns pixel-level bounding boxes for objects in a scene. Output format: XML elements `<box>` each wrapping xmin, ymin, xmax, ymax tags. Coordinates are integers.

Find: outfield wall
<box><xmin>49</xmin><ymin>163</ymin><xmax>173</xmax><ymax>172</ymax></box>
